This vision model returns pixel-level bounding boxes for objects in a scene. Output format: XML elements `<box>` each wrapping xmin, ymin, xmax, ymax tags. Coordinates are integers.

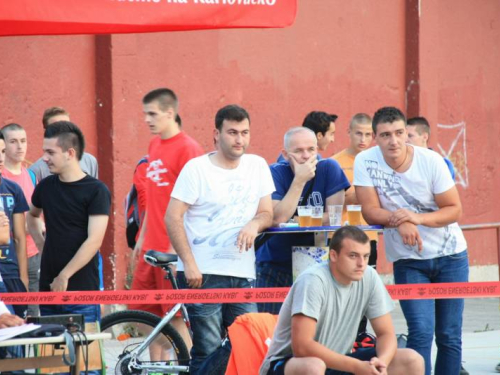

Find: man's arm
<box><xmin>131</xmin><ymin>211</ymin><xmax>148</xmax><ymax>272</ymax></box>
<box><xmin>355</xmin><ymin>186</ymin><xmax>392</xmax><ymax>226</ymax></box>
<box><xmin>388</xmin><ymin>186</ymin><xmax>462</xmax><ymax>228</ymax></box>
<box><xmin>356</xmin><ymin>186</ymin><xmax>422</xmax><ymax>251</ymax></box>
<box><xmin>27</xmin><ymin>205</ymin><xmax>45</xmax><ymax>252</ymax></box>
<box><xmin>291</xmin><ymin>314</ymin><xmax>381</xmax><ymax>374</ymax></box>
<box><xmin>272</xmin><ymin>155</ymin><xmax>317</xmax><ymax>225</ymax></box>
<box><xmin>370</xmin><ymin>313</ymin><xmax>397</xmax><ymax>370</ymax></box>
<box><xmin>344</xmin><ymin>186</ymin><xmax>358</xmax><ymax>206</ymax></box>
<box><xmin>237</xmin><ymin>195</ymin><xmax>273</xmax><ymax>251</ymax></box>
<box><xmin>0</xmin><ymin>211</ymin><xmax>10</xmax><ymax>245</ymax></box>
<box><xmin>13</xmin><ymin>213</ymin><xmax>28</xmax><ymax>289</ymax></box>
<box><xmin>50</xmin><ymin>215</ymin><xmax>109</xmax><ymax>292</ymax></box>
<box><xmin>323</xmin><ymin>190</ymin><xmax>345</xmax><ymax>225</ymax></box>
<box><xmin>165</xmin><ymin>198</ymin><xmax>202</xmax><ymax>288</ymax></box>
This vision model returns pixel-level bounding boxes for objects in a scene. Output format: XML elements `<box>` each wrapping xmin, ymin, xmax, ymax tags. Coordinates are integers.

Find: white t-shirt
<box><xmin>354</xmin><ymin>145</ymin><xmax>467</xmax><ymax>262</ymax></box>
<box><xmin>171</xmin><ymin>153</ymin><xmax>275</xmax><ymax>279</ymax></box>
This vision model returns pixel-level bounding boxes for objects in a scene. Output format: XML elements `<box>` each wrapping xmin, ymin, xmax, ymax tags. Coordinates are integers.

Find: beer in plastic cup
<box><xmin>347</xmin><ymin>205</ymin><xmax>362</xmax><ymax>226</ymax></box>
<box><xmin>328</xmin><ymin>205</ymin><xmax>343</xmax><ymax>226</ymax></box>
<box><xmin>310</xmin><ymin>206</ymin><xmax>323</xmax><ymax>226</ymax></box>
<box><xmin>297</xmin><ymin>206</ymin><xmax>312</xmax><ymax>227</ymax></box>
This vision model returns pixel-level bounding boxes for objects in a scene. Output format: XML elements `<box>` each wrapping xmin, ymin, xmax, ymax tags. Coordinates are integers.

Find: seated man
<box><xmin>260</xmin><ymin>226</ymin><xmax>424</xmax><ymax>375</ymax></box>
<box><xmin>277</xmin><ymin>111</ymin><xmax>337</xmax><ymax>162</ymax></box>
<box><xmin>257</xmin><ymin>127</ymin><xmax>350</xmax><ymax>314</ymax></box>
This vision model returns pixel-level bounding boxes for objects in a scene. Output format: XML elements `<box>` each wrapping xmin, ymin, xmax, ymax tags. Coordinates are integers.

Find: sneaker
<box><xmin>460</xmin><ymin>364</ymin><xmax>469</xmax><ymax>375</ymax></box>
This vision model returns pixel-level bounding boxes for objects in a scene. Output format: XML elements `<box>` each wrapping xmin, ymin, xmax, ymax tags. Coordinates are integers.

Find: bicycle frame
<box><xmin>126</xmin><ymin>262</ymin><xmax>192</xmax><ymax>374</ymax></box>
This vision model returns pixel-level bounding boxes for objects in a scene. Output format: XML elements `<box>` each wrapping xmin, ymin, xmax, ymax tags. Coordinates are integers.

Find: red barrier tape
<box><xmin>0</xmin><ymin>282</ymin><xmax>499</xmax><ymax>305</ymax></box>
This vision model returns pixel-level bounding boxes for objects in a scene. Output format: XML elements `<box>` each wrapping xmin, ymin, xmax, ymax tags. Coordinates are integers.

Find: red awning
<box><xmin>0</xmin><ymin>0</ymin><xmax>297</xmax><ymax>37</ymax></box>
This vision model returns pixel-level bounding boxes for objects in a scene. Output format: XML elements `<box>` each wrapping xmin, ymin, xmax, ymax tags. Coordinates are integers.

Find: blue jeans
<box><xmin>256</xmin><ymin>262</ymin><xmax>293</xmax><ymax>314</ymax></box>
<box><xmin>394</xmin><ymin>250</ymin><xmax>469</xmax><ymax>375</ymax></box>
<box><xmin>177</xmin><ymin>272</ymin><xmax>257</xmax><ymax>375</ymax></box>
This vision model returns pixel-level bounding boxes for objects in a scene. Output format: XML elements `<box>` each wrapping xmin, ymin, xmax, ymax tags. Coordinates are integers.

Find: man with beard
<box><xmin>166</xmin><ymin>104</ymin><xmax>275</xmax><ymax>374</ymax></box>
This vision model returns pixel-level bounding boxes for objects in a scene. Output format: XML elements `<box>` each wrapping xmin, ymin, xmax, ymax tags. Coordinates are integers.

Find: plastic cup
<box><xmin>347</xmin><ymin>205</ymin><xmax>362</xmax><ymax>226</ymax></box>
<box><xmin>310</xmin><ymin>206</ymin><xmax>323</xmax><ymax>226</ymax></box>
<box><xmin>297</xmin><ymin>206</ymin><xmax>312</xmax><ymax>227</ymax></box>
<box><xmin>328</xmin><ymin>205</ymin><xmax>343</xmax><ymax>226</ymax></box>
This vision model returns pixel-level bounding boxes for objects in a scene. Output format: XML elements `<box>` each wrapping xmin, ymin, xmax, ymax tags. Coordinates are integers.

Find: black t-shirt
<box><xmin>32</xmin><ymin>175</ymin><xmax>111</xmax><ymax>291</ymax></box>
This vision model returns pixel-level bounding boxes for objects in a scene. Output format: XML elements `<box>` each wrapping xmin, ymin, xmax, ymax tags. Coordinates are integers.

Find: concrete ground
<box><xmin>378</xmin><ymin>298</ymin><xmax>500</xmax><ymax>375</ymax></box>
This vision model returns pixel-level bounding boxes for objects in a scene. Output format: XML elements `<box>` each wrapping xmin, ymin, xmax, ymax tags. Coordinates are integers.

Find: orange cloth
<box><xmin>225</xmin><ymin>313</ymin><xmax>279</xmax><ymax>375</ymax></box>
<box><xmin>331</xmin><ymin>149</ymin><xmax>378</xmax><ymax>241</ymax></box>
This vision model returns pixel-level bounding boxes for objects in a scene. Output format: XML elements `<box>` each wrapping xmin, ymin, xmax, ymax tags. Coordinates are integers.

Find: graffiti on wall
<box><xmin>437</xmin><ymin>122</ymin><xmax>469</xmax><ymax>188</ymax></box>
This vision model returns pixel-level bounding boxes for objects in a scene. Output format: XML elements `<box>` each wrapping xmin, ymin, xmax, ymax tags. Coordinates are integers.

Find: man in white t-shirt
<box><xmin>261</xmin><ymin>226</ymin><xmax>423</xmax><ymax>375</ymax></box>
<box><xmin>166</xmin><ymin>104</ymin><xmax>275</xmax><ymax>374</ymax></box>
<box><xmin>354</xmin><ymin>107</ymin><xmax>469</xmax><ymax>375</ymax></box>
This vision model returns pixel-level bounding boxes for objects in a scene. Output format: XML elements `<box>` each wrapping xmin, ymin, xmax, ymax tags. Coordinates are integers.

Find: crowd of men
<box><xmin>0</xmin><ymin>87</ymin><xmax>471</xmax><ymax>375</ymax></box>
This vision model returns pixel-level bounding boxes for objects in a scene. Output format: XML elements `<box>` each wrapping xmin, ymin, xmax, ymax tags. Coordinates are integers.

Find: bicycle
<box><xmin>100</xmin><ymin>250</ymin><xmax>191</xmax><ymax>374</ymax></box>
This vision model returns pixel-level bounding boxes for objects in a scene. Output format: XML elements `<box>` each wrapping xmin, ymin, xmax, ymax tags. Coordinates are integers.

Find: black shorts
<box><xmin>268</xmin><ymin>348</ymin><xmax>377</xmax><ymax>375</ymax></box>
<box><xmin>3</xmin><ymin>278</ymin><xmax>27</xmax><ymax>318</ymax></box>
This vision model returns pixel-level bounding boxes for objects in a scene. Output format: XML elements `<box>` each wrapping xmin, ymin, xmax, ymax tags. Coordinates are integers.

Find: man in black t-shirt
<box><xmin>27</xmin><ymin>121</ymin><xmax>110</xmax><ymax>323</ymax></box>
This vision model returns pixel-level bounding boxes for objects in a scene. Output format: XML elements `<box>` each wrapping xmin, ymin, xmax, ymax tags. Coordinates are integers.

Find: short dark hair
<box><xmin>43</xmin><ymin>107</ymin><xmax>69</xmax><ymax>129</ymax></box>
<box><xmin>302</xmin><ymin>111</ymin><xmax>337</xmax><ymax>136</ymax></box>
<box><xmin>44</xmin><ymin>121</ymin><xmax>85</xmax><ymax>161</ymax></box>
<box><xmin>372</xmin><ymin>107</ymin><xmax>406</xmax><ymax>134</ymax></box>
<box><xmin>349</xmin><ymin>113</ymin><xmax>372</xmax><ymax>130</ymax></box>
<box><xmin>0</xmin><ymin>132</ymin><xmax>4</xmax><ymax>141</ymax></box>
<box><xmin>215</xmin><ymin>105</ymin><xmax>250</xmax><ymax>131</ymax></box>
<box><xmin>330</xmin><ymin>226</ymin><xmax>369</xmax><ymax>254</ymax></box>
<box><xmin>407</xmin><ymin>116</ymin><xmax>430</xmax><ymax>135</ymax></box>
<box><xmin>1</xmin><ymin>123</ymin><xmax>25</xmax><ymax>136</ymax></box>
<box><xmin>143</xmin><ymin>88</ymin><xmax>178</xmax><ymax>112</ymax></box>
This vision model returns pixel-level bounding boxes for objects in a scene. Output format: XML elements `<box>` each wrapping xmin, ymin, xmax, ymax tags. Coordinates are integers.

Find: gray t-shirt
<box><xmin>260</xmin><ymin>263</ymin><xmax>394</xmax><ymax>375</ymax></box>
<box><xmin>29</xmin><ymin>152</ymin><xmax>98</xmax><ymax>181</ymax></box>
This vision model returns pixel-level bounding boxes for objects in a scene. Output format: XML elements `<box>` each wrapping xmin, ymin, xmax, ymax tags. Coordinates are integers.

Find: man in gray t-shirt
<box><xmin>260</xmin><ymin>226</ymin><xmax>424</xmax><ymax>375</ymax></box>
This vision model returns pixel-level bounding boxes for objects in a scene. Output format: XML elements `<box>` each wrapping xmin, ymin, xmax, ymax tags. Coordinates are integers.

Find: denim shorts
<box><xmin>268</xmin><ymin>348</ymin><xmax>377</xmax><ymax>375</ymax></box>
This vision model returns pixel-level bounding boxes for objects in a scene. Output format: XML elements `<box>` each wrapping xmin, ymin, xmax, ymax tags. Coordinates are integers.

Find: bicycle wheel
<box><xmin>101</xmin><ymin>310</ymin><xmax>190</xmax><ymax>374</ymax></box>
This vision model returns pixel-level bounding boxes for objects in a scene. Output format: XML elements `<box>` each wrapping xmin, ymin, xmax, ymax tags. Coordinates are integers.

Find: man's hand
<box><xmin>0</xmin><ymin>313</ymin><xmax>24</xmax><ymax>328</ymax></box>
<box><xmin>397</xmin><ymin>222</ymin><xmax>423</xmax><ymax>251</ymax></box>
<box><xmin>237</xmin><ymin>220</ymin><xmax>260</xmax><ymax>252</ymax></box>
<box><xmin>130</xmin><ymin>247</ymin><xmax>141</xmax><ymax>275</ymax></box>
<box><xmin>289</xmin><ymin>154</ymin><xmax>317</xmax><ymax>184</ymax></box>
<box><xmin>0</xmin><ymin>211</ymin><xmax>9</xmax><ymax>245</ymax></box>
<box><xmin>184</xmin><ymin>262</ymin><xmax>203</xmax><ymax>289</ymax></box>
<box><xmin>0</xmin><ymin>211</ymin><xmax>9</xmax><ymax>227</ymax></box>
<box><xmin>50</xmin><ymin>274</ymin><xmax>69</xmax><ymax>292</ymax></box>
<box><xmin>369</xmin><ymin>357</ymin><xmax>388</xmax><ymax>375</ymax></box>
<box><xmin>388</xmin><ymin>209</ymin><xmax>422</xmax><ymax>227</ymax></box>
<box><xmin>353</xmin><ymin>360</ymin><xmax>383</xmax><ymax>375</ymax></box>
